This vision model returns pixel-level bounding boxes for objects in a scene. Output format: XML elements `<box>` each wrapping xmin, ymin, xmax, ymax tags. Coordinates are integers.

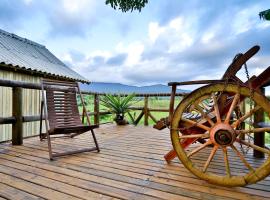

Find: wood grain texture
<box><xmin>0</xmin><ymin>125</ymin><xmax>269</xmax><ymax>199</ymax></box>
<box><xmin>0</xmin><ymin>70</ymin><xmax>41</xmax><ymax>142</ymax></box>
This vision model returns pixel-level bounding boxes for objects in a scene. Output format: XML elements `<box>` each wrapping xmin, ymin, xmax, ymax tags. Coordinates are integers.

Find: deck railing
<box><xmin>0</xmin><ymin>79</ymin><xmax>186</xmax><ymax>144</ymax></box>
<box><xmin>81</xmin><ymin>92</ymin><xmax>186</xmax><ymax>126</ymax></box>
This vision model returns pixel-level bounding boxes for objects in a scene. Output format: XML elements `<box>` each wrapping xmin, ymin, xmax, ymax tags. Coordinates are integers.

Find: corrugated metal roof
<box><xmin>0</xmin><ymin>29</ymin><xmax>89</xmax><ymax>83</ymax></box>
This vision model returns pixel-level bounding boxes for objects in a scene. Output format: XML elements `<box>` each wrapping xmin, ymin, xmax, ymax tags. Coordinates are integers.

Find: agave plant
<box><xmin>100</xmin><ymin>93</ymin><xmax>137</xmax><ymax>125</ymax></box>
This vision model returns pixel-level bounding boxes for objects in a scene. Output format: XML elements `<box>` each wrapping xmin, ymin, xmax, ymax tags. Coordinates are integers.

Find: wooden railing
<box><xmin>0</xmin><ymin>79</ymin><xmax>186</xmax><ymax>144</ymax></box>
<box><xmin>83</xmin><ymin>92</ymin><xmax>186</xmax><ymax>126</ymax></box>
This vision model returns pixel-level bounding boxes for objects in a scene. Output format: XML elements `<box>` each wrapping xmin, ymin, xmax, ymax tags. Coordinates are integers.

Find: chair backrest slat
<box><xmin>42</xmin><ymin>79</ymin><xmax>83</xmax><ymax>130</ymax></box>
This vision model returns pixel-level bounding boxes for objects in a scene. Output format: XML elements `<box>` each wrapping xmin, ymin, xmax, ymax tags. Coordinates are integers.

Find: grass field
<box><xmin>81</xmin><ymin>96</ymin><xmax>270</xmax><ymax>144</ymax></box>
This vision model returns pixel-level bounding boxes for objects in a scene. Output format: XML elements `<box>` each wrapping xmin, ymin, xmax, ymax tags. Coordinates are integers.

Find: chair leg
<box><xmin>46</xmin><ymin>132</ymin><xmax>54</xmax><ymax>160</ymax></box>
<box><xmin>90</xmin><ymin>129</ymin><xmax>100</xmax><ymax>152</ymax></box>
<box><xmin>39</xmin><ymin>101</ymin><xmax>44</xmax><ymax>141</ymax></box>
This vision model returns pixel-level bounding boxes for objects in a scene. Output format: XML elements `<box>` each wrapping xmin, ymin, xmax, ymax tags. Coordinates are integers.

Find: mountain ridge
<box><xmin>80</xmin><ymin>82</ymin><xmax>188</xmax><ymax>94</ymax></box>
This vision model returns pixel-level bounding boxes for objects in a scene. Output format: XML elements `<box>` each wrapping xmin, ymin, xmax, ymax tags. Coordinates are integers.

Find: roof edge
<box><xmin>0</xmin><ymin>63</ymin><xmax>91</xmax><ymax>84</ymax></box>
<box><xmin>0</xmin><ymin>29</ymin><xmax>45</xmax><ymax>48</ymax></box>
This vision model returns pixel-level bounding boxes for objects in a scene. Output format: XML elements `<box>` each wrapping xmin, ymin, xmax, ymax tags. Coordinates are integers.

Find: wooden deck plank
<box><xmin>0</xmin><ymin>182</ymin><xmax>43</xmax><ymax>200</ymax></box>
<box><xmin>0</xmin><ymin>172</ymin><xmax>82</xmax><ymax>200</ymax></box>
<box><xmin>11</xmin><ymin>130</ymin><xmax>270</xmax><ymax>197</ymax></box>
<box><xmin>0</xmin><ymin>146</ymin><xmax>195</xmax><ymax>200</ymax></box>
<box><xmin>0</xmin><ymin>145</ymin><xmax>258</xmax><ymax>200</ymax></box>
<box><xmin>10</xmin><ymin>144</ymin><xmax>268</xmax><ymax>199</ymax></box>
<box><xmin>0</xmin><ymin>125</ymin><xmax>270</xmax><ymax>200</ymax></box>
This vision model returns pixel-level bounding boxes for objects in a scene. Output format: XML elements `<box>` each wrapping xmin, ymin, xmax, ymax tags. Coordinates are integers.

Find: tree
<box><xmin>105</xmin><ymin>1</ymin><xmax>269</xmax><ymax>21</ymax></box>
<box><xmin>105</xmin><ymin>0</ymin><xmax>148</xmax><ymax>12</ymax></box>
<box><xmin>259</xmin><ymin>9</ymin><xmax>270</xmax><ymax>20</ymax></box>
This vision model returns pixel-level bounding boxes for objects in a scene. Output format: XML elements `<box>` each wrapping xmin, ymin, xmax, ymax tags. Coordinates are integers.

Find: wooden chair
<box><xmin>39</xmin><ymin>79</ymin><xmax>100</xmax><ymax>160</ymax></box>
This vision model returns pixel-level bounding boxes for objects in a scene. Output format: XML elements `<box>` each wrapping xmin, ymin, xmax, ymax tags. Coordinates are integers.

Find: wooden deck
<box><xmin>0</xmin><ymin>125</ymin><xmax>269</xmax><ymax>200</ymax></box>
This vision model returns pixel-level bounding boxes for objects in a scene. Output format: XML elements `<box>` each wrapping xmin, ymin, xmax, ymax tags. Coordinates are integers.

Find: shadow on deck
<box><xmin>0</xmin><ymin>125</ymin><xmax>269</xmax><ymax>200</ymax></box>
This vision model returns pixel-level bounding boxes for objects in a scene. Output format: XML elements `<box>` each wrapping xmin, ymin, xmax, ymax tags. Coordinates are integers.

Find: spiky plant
<box><xmin>100</xmin><ymin>93</ymin><xmax>137</xmax><ymax>124</ymax></box>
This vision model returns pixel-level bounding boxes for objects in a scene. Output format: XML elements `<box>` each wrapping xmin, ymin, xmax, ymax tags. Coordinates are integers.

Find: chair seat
<box><xmin>49</xmin><ymin>124</ymin><xmax>99</xmax><ymax>135</ymax></box>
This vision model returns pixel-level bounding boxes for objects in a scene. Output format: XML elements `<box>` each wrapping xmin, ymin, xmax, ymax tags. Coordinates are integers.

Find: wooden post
<box><xmin>169</xmin><ymin>84</ymin><xmax>177</xmax><ymax>123</ymax></box>
<box><xmin>144</xmin><ymin>96</ymin><xmax>149</xmax><ymax>126</ymax></box>
<box><xmin>254</xmin><ymin>87</ymin><xmax>265</xmax><ymax>158</ymax></box>
<box><xmin>239</xmin><ymin>100</ymin><xmax>246</xmax><ymax>140</ymax></box>
<box><xmin>94</xmin><ymin>94</ymin><xmax>100</xmax><ymax>126</ymax></box>
<box><xmin>12</xmin><ymin>87</ymin><xmax>23</xmax><ymax>145</ymax></box>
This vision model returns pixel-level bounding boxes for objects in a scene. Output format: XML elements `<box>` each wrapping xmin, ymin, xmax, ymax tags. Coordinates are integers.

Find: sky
<box><xmin>0</xmin><ymin>0</ymin><xmax>270</xmax><ymax>91</ymax></box>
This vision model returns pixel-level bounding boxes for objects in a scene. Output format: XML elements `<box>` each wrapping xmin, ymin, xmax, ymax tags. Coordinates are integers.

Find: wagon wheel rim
<box><xmin>171</xmin><ymin>83</ymin><xmax>270</xmax><ymax>187</ymax></box>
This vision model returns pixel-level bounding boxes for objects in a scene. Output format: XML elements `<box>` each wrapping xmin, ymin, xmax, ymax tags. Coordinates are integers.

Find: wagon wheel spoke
<box><xmin>179</xmin><ymin>132</ymin><xmax>210</xmax><ymax>139</ymax></box>
<box><xmin>231</xmin><ymin>145</ymin><xmax>255</xmax><ymax>172</ymax></box>
<box><xmin>195</xmin><ymin>105</ymin><xmax>215</xmax><ymax>127</ymax></box>
<box><xmin>236</xmin><ymin>127</ymin><xmax>270</xmax><ymax>134</ymax></box>
<box><xmin>236</xmin><ymin>138</ymin><xmax>270</xmax><ymax>155</ymax></box>
<box><xmin>212</xmin><ymin>95</ymin><xmax>221</xmax><ymax>123</ymax></box>
<box><xmin>232</xmin><ymin>105</ymin><xmax>261</xmax><ymax>128</ymax></box>
<box><xmin>187</xmin><ymin>140</ymin><xmax>212</xmax><ymax>158</ymax></box>
<box><xmin>203</xmin><ymin>145</ymin><xmax>218</xmax><ymax>172</ymax></box>
<box><xmin>222</xmin><ymin>147</ymin><xmax>231</xmax><ymax>177</ymax></box>
<box><xmin>225</xmin><ymin>93</ymin><xmax>240</xmax><ymax>124</ymax></box>
<box><xmin>182</xmin><ymin>118</ymin><xmax>211</xmax><ymax>131</ymax></box>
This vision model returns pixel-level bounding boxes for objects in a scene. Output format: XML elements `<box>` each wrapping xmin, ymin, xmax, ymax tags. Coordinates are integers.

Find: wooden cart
<box><xmin>155</xmin><ymin>45</ymin><xmax>270</xmax><ymax>187</ymax></box>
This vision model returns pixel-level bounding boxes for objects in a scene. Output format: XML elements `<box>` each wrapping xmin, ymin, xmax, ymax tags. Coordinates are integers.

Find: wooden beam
<box><xmin>0</xmin><ymin>78</ymin><xmax>188</xmax><ymax>97</ymax></box>
<box><xmin>94</xmin><ymin>94</ymin><xmax>100</xmax><ymax>126</ymax></box>
<box><xmin>254</xmin><ymin>87</ymin><xmax>265</xmax><ymax>158</ymax></box>
<box><xmin>23</xmin><ymin>115</ymin><xmax>45</xmax><ymax>122</ymax></box>
<box><xmin>12</xmin><ymin>87</ymin><xmax>23</xmax><ymax>145</ymax></box>
<box><xmin>134</xmin><ymin>111</ymin><xmax>144</xmax><ymax>125</ymax></box>
<box><xmin>148</xmin><ymin>112</ymin><xmax>158</xmax><ymax>123</ymax></box>
<box><xmin>81</xmin><ymin>91</ymin><xmax>187</xmax><ymax>97</ymax></box>
<box><xmin>168</xmin><ymin>84</ymin><xmax>177</xmax><ymax>123</ymax></box>
<box><xmin>0</xmin><ymin>117</ymin><xmax>16</xmax><ymax>124</ymax></box>
<box><xmin>144</xmin><ymin>96</ymin><xmax>149</xmax><ymax>126</ymax></box>
<box><xmin>148</xmin><ymin>108</ymin><xmax>169</xmax><ymax>112</ymax></box>
<box><xmin>0</xmin><ymin>79</ymin><xmax>41</xmax><ymax>89</ymax></box>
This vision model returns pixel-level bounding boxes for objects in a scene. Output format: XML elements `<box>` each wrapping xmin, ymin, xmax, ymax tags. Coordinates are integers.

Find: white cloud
<box><xmin>23</xmin><ymin>0</ymin><xmax>33</xmax><ymax>5</ymax></box>
<box><xmin>232</xmin><ymin>5</ymin><xmax>262</xmax><ymax>35</ymax></box>
<box><xmin>169</xmin><ymin>17</ymin><xmax>183</xmax><ymax>30</ymax></box>
<box><xmin>147</xmin><ymin>17</ymin><xmax>195</xmax><ymax>53</ymax></box>
<box><xmin>115</xmin><ymin>41</ymin><xmax>144</xmax><ymax>66</ymax></box>
<box><xmin>148</xmin><ymin>22</ymin><xmax>164</xmax><ymax>43</ymax></box>
<box><xmin>61</xmin><ymin>0</ymin><xmax>95</xmax><ymax>14</ymax></box>
<box><xmin>201</xmin><ymin>31</ymin><xmax>215</xmax><ymax>44</ymax></box>
<box><xmin>87</xmin><ymin>50</ymin><xmax>112</xmax><ymax>60</ymax></box>
<box><xmin>41</xmin><ymin>1</ymin><xmax>270</xmax><ymax>87</ymax></box>
<box><xmin>60</xmin><ymin>52</ymin><xmax>73</xmax><ymax>63</ymax></box>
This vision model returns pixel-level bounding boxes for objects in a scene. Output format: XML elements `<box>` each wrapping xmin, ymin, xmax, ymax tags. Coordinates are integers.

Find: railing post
<box><xmin>94</xmin><ymin>94</ymin><xmax>100</xmax><ymax>126</ymax></box>
<box><xmin>12</xmin><ymin>87</ymin><xmax>23</xmax><ymax>145</ymax></box>
<box><xmin>144</xmin><ymin>96</ymin><xmax>149</xmax><ymax>126</ymax></box>
<box><xmin>169</xmin><ymin>85</ymin><xmax>177</xmax><ymax>123</ymax></box>
<box><xmin>254</xmin><ymin>87</ymin><xmax>265</xmax><ymax>158</ymax></box>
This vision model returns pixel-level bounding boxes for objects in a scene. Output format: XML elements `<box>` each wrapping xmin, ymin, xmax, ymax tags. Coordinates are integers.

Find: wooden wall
<box><xmin>0</xmin><ymin>69</ymin><xmax>41</xmax><ymax>142</ymax></box>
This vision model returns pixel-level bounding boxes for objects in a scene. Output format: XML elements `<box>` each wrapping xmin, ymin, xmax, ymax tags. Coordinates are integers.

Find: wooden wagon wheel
<box><xmin>171</xmin><ymin>83</ymin><xmax>270</xmax><ymax>187</ymax></box>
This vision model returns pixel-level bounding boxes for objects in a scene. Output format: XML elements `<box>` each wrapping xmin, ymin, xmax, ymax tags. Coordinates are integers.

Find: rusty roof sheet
<box><xmin>0</xmin><ymin>29</ymin><xmax>89</xmax><ymax>83</ymax></box>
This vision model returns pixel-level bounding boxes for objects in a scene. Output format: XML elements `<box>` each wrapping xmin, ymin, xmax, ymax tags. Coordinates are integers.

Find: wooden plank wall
<box><xmin>0</xmin><ymin>69</ymin><xmax>41</xmax><ymax>142</ymax></box>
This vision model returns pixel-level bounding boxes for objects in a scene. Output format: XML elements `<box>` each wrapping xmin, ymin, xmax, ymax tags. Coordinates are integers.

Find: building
<box><xmin>0</xmin><ymin>29</ymin><xmax>89</xmax><ymax>141</ymax></box>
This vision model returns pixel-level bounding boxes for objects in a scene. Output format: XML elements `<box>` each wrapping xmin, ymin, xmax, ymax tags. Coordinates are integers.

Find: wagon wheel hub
<box><xmin>214</xmin><ymin>130</ymin><xmax>233</xmax><ymax>145</ymax></box>
<box><xmin>210</xmin><ymin>123</ymin><xmax>236</xmax><ymax>146</ymax></box>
